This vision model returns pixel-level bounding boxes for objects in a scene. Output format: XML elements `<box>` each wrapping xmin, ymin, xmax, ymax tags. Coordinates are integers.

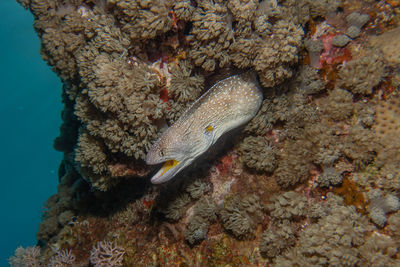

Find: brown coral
<box><xmin>337</xmin><ymin>54</ymin><xmax>385</xmax><ymax>95</ymax></box>
<box><xmin>253</xmin><ymin>20</ymin><xmax>304</xmax><ymax>87</ymax></box>
<box><xmin>240</xmin><ymin>136</ymin><xmax>278</xmax><ymax>173</ymax></box>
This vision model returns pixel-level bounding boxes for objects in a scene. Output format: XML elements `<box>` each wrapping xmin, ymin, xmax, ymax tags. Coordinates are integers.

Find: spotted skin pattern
<box><xmin>146</xmin><ymin>72</ymin><xmax>263</xmax><ymax>184</ymax></box>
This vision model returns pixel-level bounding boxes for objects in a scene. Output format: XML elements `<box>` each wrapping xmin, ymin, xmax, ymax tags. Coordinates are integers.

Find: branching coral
<box><xmin>48</xmin><ymin>249</ymin><xmax>76</xmax><ymax>266</ymax></box>
<box><xmin>90</xmin><ymin>241</ymin><xmax>125</xmax><ymax>267</ymax></box>
<box><xmin>9</xmin><ymin>246</ymin><xmax>41</xmax><ymax>267</ymax></box>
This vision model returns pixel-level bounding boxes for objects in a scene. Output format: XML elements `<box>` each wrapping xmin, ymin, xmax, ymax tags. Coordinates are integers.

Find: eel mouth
<box><xmin>150</xmin><ymin>159</ymin><xmax>183</xmax><ymax>184</ymax></box>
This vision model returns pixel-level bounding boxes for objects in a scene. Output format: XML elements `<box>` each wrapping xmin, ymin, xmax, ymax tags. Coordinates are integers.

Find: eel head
<box><xmin>145</xmin><ymin>121</ymin><xmax>216</xmax><ymax>184</ymax></box>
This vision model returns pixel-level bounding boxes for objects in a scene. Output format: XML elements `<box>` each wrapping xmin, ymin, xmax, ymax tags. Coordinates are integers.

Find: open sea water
<box><xmin>0</xmin><ymin>1</ymin><xmax>62</xmax><ymax>265</ymax></box>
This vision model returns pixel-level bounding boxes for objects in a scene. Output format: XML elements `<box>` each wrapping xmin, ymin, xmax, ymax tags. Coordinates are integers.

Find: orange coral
<box><xmin>334</xmin><ymin>177</ymin><xmax>367</xmax><ymax>213</ymax></box>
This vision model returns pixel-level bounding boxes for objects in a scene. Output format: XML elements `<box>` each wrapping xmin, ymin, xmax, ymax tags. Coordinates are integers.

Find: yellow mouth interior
<box><xmin>160</xmin><ymin>159</ymin><xmax>179</xmax><ymax>176</ymax></box>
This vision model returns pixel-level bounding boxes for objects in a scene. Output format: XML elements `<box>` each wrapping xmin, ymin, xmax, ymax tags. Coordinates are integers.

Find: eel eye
<box><xmin>159</xmin><ymin>150</ymin><xmax>164</xmax><ymax>157</ymax></box>
<box><xmin>204</xmin><ymin>124</ymin><xmax>214</xmax><ymax>136</ymax></box>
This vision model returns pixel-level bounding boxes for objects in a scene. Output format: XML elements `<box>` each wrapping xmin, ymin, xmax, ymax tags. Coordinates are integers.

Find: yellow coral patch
<box><xmin>161</xmin><ymin>160</ymin><xmax>179</xmax><ymax>176</ymax></box>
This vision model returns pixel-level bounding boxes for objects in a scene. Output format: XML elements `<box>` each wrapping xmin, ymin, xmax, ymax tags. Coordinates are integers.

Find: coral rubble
<box><xmin>12</xmin><ymin>0</ymin><xmax>400</xmax><ymax>266</ymax></box>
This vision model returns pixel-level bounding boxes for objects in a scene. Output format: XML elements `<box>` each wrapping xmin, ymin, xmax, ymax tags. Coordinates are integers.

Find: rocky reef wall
<box><xmin>11</xmin><ymin>0</ymin><xmax>400</xmax><ymax>266</ymax></box>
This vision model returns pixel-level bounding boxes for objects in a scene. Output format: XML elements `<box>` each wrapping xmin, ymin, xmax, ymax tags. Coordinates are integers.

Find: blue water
<box><xmin>0</xmin><ymin>1</ymin><xmax>62</xmax><ymax>265</ymax></box>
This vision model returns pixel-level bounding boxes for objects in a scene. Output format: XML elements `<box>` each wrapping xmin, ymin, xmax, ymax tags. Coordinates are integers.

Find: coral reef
<box><xmin>318</xmin><ymin>167</ymin><xmax>342</xmax><ymax>187</ymax></box>
<box><xmin>259</xmin><ymin>220</ymin><xmax>295</xmax><ymax>259</ymax></box>
<box><xmin>332</xmin><ymin>34</ymin><xmax>351</xmax><ymax>47</ymax></box>
<box><xmin>163</xmin><ymin>193</ymin><xmax>191</xmax><ymax>221</ymax></box>
<box><xmin>90</xmin><ymin>241</ymin><xmax>125</xmax><ymax>267</ymax></box>
<box><xmin>367</xmin><ymin>190</ymin><xmax>400</xmax><ymax>227</ymax></box>
<box><xmin>48</xmin><ymin>249</ymin><xmax>76</xmax><ymax>266</ymax></box>
<box><xmin>13</xmin><ymin>0</ymin><xmax>400</xmax><ymax>266</ymax></box>
<box><xmin>240</xmin><ymin>136</ymin><xmax>278</xmax><ymax>173</ymax></box>
<box><xmin>369</xmin><ymin>27</ymin><xmax>400</xmax><ymax>67</ymax></box>
<box><xmin>337</xmin><ymin>54</ymin><xmax>385</xmax><ymax>95</ymax></box>
<box><xmin>184</xmin><ymin>197</ymin><xmax>217</xmax><ymax>245</ymax></box>
<box><xmin>253</xmin><ymin>20</ymin><xmax>304</xmax><ymax>87</ymax></box>
<box><xmin>266</xmin><ymin>191</ymin><xmax>308</xmax><ymax>220</ymax></box>
<box><xmin>274</xmin><ymin>193</ymin><xmax>373</xmax><ymax>266</ymax></box>
<box><xmin>321</xmin><ymin>87</ymin><xmax>353</xmax><ymax>121</ymax></box>
<box><xmin>220</xmin><ymin>194</ymin><xmax>263</xmax><ymax>239</ymax></box>
<box><xmin>9</xmin><ymin>246</ymin><xmax>41</xmax><ymax>267</ymax></box>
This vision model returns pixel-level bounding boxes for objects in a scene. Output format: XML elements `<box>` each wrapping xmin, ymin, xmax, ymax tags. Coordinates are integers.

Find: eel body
<box><xmin>146</xmin><ymin>72</ymin><xmax>263</xmax><ymax>184</ymax></box>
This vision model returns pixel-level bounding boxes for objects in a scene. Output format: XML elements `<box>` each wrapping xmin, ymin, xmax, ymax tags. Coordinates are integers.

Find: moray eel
<box><xmin>146</xmin><ymin>72</ymin><xmax>263</xmax><ymax>184</ymax></box>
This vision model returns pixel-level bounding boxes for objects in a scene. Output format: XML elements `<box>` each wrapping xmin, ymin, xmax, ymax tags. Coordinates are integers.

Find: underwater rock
<box><xmin>332</xmin><ymin>34</ymin><xmax>351</xmax><ymax>47</ymax></box>
<box><xmin>346</xmin><ymin>12</ymin><xmax>369</xmax><ymax>29</ymax></box>
<box><xmin>369</xmin><ymin>27</ymin><xmax>400</xmax><ymax>67</ymax></box>
<box><xmin>346</xmin><ymin>26</ymin><xmax>361</xmax><ymax>39</ymax></box>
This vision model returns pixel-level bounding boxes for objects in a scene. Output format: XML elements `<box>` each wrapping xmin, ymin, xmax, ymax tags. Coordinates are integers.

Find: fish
<box><xmin>146</xmin><ymin>72</ymin><xmax>263</xmax><ymax>184</ymax></box>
